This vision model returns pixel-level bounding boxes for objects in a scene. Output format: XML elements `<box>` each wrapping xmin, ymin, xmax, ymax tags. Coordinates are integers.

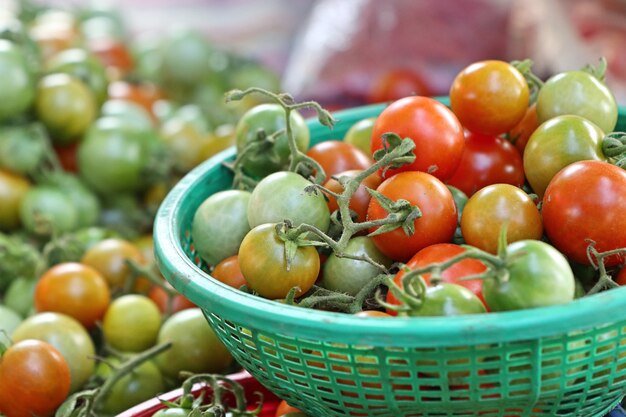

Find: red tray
<box><xmin>116</xmin><ymin>371</ymin><xmax>281</xmax><ymax>417</ymax></box>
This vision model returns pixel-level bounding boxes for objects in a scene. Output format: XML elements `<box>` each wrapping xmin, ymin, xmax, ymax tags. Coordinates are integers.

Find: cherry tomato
<box><xmin>35</xmin><ymin>262</ymin><xmax>110</xmax><ymax>329</ymax></box>
<box><xmin>542</xmin><ymin>160</ymin><xmax>626</xmax><ymax>266</ymax></box>
<box><xmin>386</xmin><ymin>243</ymin><xmax>488</xmax><ymax>314</ymax></box>
<box><xmin>0</xmin><ymin>40</ymin><xmax>35</xmax><ymax>122</ymax></box>
<box><xmin>446</xmin><ymin>130</ymin><xmax>525</xmax><ymax>196</ymax></box>
<box><xmin>87</xmin><ymin>37</ymin><xmax>134</xmax><ymax>75</ymax></box>
<box><xmin>461</xmin><ymin>184</ymin><xmax>543</xmax><ymax>254</ymax></box>
<box><xmin>353</xmin><ymin>310</ymin><xmax>392</xmax><ymax>318</ymax></box>
<box><xmin>101</xmin><ymin>99</ymin><xmax>154</xmax><ymax>131</ymax></box>
<box><xmin>367</xmin><ymin>171</ymin><xmax>457</xmax><ymax>262</ymax></box>
<box><xmin>537</xmin><ymin>70</ymin><xmax>617</xmax><ymax>134</ymax></box>
<box><xmin>4</xmin><ymin>277</ymin><xmax>36</xmax><ymax>317</ymax></box>
<box><xmin>107</xmin><ymin>80</ymin><xmax>165</xmax><ymax>118</ymax></box>
<box><xmin>81</xmin><ymin>238</ymin><xmax>146</xmax><ymax>290</ymax></box>
<box><xmin>46</xmin><ymin>47</ymin><xmax>108</xmax><ymax>105</ymax></box>
<box><xmin>191</xmin><ymin>190</ymin><xmax>252</xmax><ymax>267</ymax></box>
<box><xmin>0</xmin><ymin>340</ymin><xmax>71</xmax><ymax>417</ymax></box>
<box><xmin>0</xmin><ymin>170</ymin><xmax>30</xmax><ymax>231</ymax></box>
<box><xmin>523</xmin><ymin>115</ymin><xmax>606</xmax><ymax>197</ymax></box>
<box><xmin>450</xmin><ymin>60</ymin><xmax>529</xmax><ymax>135</ymax></box>
<box><xmin>371</xmin><ymin>96</ymin><xmax>464</xmax><ymax>181</ymax></box>
<box><xmin>306</xmin><ymin>140</ymin><xmax>371</xmax><ymax>179</ymax></box>
<box><xmin>54</xmin><ymin>142</ymin><xmax>79</xmax><ymax>172</ymax></box>
<box><xmin>239</xmin><ymin>223</ymin><xmax>320</xmax><ymax>299</ymax></box>
<box><xmin>616</xmin><ymin>267</ymin><xmax>626</xmax><ymax>286</ymax></box>
<box><xmin>508</xmin><ymin>103</ymin><xmax>539</xmax><ymax>154</ymax></box>
<box><xmin>0</xmin><ymin>124</ymin><xmax>46</xmax><ymax>176</ymax></box>
<box><xmin>149</xmin><ymin>281</ymin><xmax>196</xmax><ymax>314</ymax></box>
<box><xmin>276</xmin><ymin>401</ymin><xmax>304</xmax><ymax>417</ymax></box>
<box><xmin>367</xmin><ymin>68</ymin><xmax>432</xmax><ymax>104</ymax></box>
<box><xmin>0</xmin><ymin>305</ymin><xmax>21</xmax><ymax>345</ymax></box>
<box><xmin>155</xmin><ymin>308</ymin><xmax>233</xmax><ymax>379</ymax></box>
<box><xmin>483</xmin><ymin>240</ymin><xmax>575</xmax><ymax>311</ymax></box>
<box><xmin>161</xmin><ymin>29</ymin><xmax>211</xmax><ymax>87</ymax></box>
<box><xmin>102</xmin><ymin>294</ymin><xmax>161</xmax><ymax>352</ymax></box>
<box><xmin>12</xmin><ymin>312</ymin><xmax>96</xmax><ymax>392</ymax></box>
<box><xmin>323</xmin><ymin>169</ymin><xmax>382</xmax><ymax>223</ymax></box>
<box><xmin>211</xmin><ymin>255</ymin><xmax>247</xmax><ymax>289</ymax></box>
<box><xmin>19</xmin><ymin>186</ymin><xmax>79</xmax><ymax>235</ymax></box>
<box><xmin>406</xmin><ymin>283</ymin><xmax>486</xmax><ymax>317</ymax></box>
<box><xmin>343</xmin><ymin>117</ymin><xmax>376</xmax><ymax>155</ymax></box>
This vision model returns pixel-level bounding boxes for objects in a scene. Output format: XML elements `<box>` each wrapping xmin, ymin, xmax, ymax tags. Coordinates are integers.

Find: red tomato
<box><xmin>386</xmin><ymin>243</ymin><xmax>488</xmax><ymax>315</ymax></box>
<box><xmin>107</xmin><ymin>81</ymin><xmax>165</xmax><ymax>119</ymax></box>
<box><xmin>54</xmin><ymin>142</ymin><xmax>78</xmax><ymax>173</ymax></box>
<box><xmin>367</xmin><ymin>171</ymin><xmax>457</xmax><ymax>262</ymax></box>
<box><xmin>508</xmin><ymin>103</ymin><xmax>539</xmax><ymax>154</ymax></box>
<box><xmin>370</xmin><ymin>96</ymin><xmax>464</xmax><ymax>181</ymax></box>
<box><xmin>0</xmin><ymin>340</ymin><xmax>71</xmax><ymax>417</ymax></box>
<box><xmin>450</xmin><ymin>60</ymin><xmax>529</xmax><ymax>135</ymax></box>
<box><xmin>616</xmin><ymin>267</ymin><xmax>626</xmax><ymax>286</ymax></box>
<box><xmin>306</xmin><ymin>140</ymin><xmax>371</xmax><ymax>179</ymax></box>
<box><xmin>148</xmin><ymin>281</ymin><xmax>196</xmax><ymax>314</ymax></box>
<box><xmin>211</xmin><ymin>255</ymin><xmax>247</xmax><ymax>289</ymax></box>
<box><xmin>323</xmin><ymin>169</ymin><xmax>382</xmax><ymax>223</ymax></box>
<box><xmin>542</xmin><ymin>160</ymin><xmax>626</xmax><ymax>266</ymax></box>
<box><xmin>88</xmin><ymin>38</ymin><xmax>134</xmax><ymax>75</ymax></box>
<box><xmin>446</xmin><ymin>130</ymin><xmax>525</xmax><ymax>196</ymax></box>
<box><xmin>367</xmin><ymin>68</ymin><xmax>432</xmax><ymax>104</ymax></box>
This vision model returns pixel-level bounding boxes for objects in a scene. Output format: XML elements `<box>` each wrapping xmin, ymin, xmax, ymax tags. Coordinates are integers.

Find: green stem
<box><xmin>348</xmin><ymin>274</ymin><xmax>393</xmax><ymax>313</ymax></box>
<box><xmin>586</xmin><ymin>245</ymin><xmax>625</xmax><ymax>295</ymax></box>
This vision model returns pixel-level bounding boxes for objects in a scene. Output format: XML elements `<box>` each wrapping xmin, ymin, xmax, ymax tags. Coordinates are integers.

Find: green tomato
<box><xmin>523</xmin><ymin>115</ymin><xmax>606</xmax><ymax>197</ymax></box>
<box><xmin>46</xmin><ymin>48</ymin><xmax>109</xmax><ymax>105</ymax></box>
<box><xmin>11</xmin><ymin>312</ymin><xmax>96</xmax><ymax>392</ymax></box>
<box><xmin>161</xmin><ymin>29</ymin><xmax>211</xmax><ymax>86</ymax></box>
<box><xmin>19</xmin><ymin>186</ymin><xmax>79</xmax><ymax>235</ymax></box>
<box><xmin>4</xmin><ymin>277</ymin><xmax>36</xmax><ymax>317</ymax></box>
<box><xmin>321</xmin><ymin>237</ymin><xmax>391</xmax><ymax>296</ymax></box>
<box><xmin>0</xmin><ymin>124</ymin><xmax>46</xmax><ymax>175</ymax></box>
<box><xmin>35</xmin><ymin>73</ymin><xmax>97</xmax><ymax>145</ymax></box>
<box><xmin>537</xmin><ymin>70</ymin><xmax>617</xmax><ymax>134</ymax></box>
<box><xmin>102</xmin><ymin>295</ymin><xmax>161</xmax><ymax>352</ymax></box>
<box><xmin>343</xmin><ymin>117</ymin><xmax>376</xmax><ymax>155</ymax></box>
<box><xmin>43</xmin><ymin>173</ymin><xmax>101</xmax><ymax>228</ymax></box>
<box><xmin>0</xmin><ymin>305</ymin><xmax>22</xmax><ymax>345</ymax></box>
<box><xmin>407</xmin><ymin>283</ymin><xmax>487</xmax><ymax>317</ymax></box>
<box><xmin>235</xmin><ymin>104</ymin><xmax>310</xmax><ymax>178</ymax></box>
<box><xmin>155</xmin><ymin>308</ymin><xmax>233</xmax><ymax>379</ymax></box>
<box><xmin>101</xmin><ymin>99</ymin><xmax>154</xmax><ymax>132</ymax></box>
<box><xmin>0</xmin><ymin>40</ymin><xmax>35</xmax><ymax>122</ymax></box>
<box><xmin>247</xmin><ymin>171</ymin><xmax>330</xmax><ymax>232</ymax></box>
<box><xmin>192</xmin><ymin>190</ymin><xmax>251</xmax><ymax>266</ymax></box>
<box><xmin>95</xmin><ymin>357</ymin><xmax>165</xmax><ymax>415</ymax></box>
<box><xmin>483</xmin><ymin>240</ymin><xmax>575</xmax><ymax>311</ymax></box>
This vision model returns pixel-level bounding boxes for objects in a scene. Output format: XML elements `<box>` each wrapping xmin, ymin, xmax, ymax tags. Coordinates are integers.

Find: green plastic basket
<box><xmin>154</xmin><ymin>101</ymin><xmax>626</xmax><ymax>417</ymax></box>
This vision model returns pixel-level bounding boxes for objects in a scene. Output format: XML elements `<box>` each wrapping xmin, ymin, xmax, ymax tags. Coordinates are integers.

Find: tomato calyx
<box><xmin>585</xmin><ymin>242</ymin><xmax>626</xmax><ymax>294</ymax></box>
<box><xmin>602</xmin><ymin>132</ymin><xmax>626</xmax><ymax>168</ymax></box>
<box><xmin>0</xmin><ymin>232</ymin><xmax>42</xmax><ymax>291</ymax></box>
<box><xmin>372</xmin><ymin>133</ymin><xmax>417</xmax><ymax>177</ymax></box>
<box><xmin>511</xmin><ymin>59</ymin><xmax>544</xmax><ymax>104</ymax></box>
<box><xmin>581</xmin><ymin>57</ymin><xmax>608</xmax><ymax>84</ymax></box>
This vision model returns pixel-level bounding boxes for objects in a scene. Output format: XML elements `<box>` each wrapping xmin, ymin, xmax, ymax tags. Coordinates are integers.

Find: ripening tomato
<box><xmin>306</xmin><ymin>140</ymin><xmax>371</xmax><ymax>179</ymax></box>
<box><xmin>367</xmin><ymin>171</ymin><xmax>457</xmax><ymax>262</ymax></box>
<box><xmin>107</xmin><ymin>81</ymin><xmax>165</xmax><ymax>118</ymax></box>
<box><xmin>367</xmin><ymin>68</ymin><xmax>432</xmax><ymax>104</ymax></box>
<box><xmin>508</xmin><ymin>103</ymin><xmax>539</xmax><ymax>154</ymax></box>
<box><xmin>211</xmin><ymin>255</ymin><xmax>247</xmax><ymax>289</ymax></box>
<box><xmin>446</xmin><ymin>131</ymin><xmax>525</xmax><ymax>196</ymax></box>
<box><xmin>148</xmin><ymin>281</ymin><xmax>196</xmax><ymax>314</ymax></box>
<box><xmin>0</xmin><ymin>340</ymin><xmax>71</xmax><ymax>417</ymax></box>
<box><xmin>323</xmin><ymin>169</ymin><xmax>382</xmax><ymax>222</ymax></box>
<box><xmin>386</xmin><ymin>243</ymin><xmax>488</xmax><ymax>315</ymax></box>
<box><xmin>450</xmin><ymin>60</ymin><xmax>529</xmax><ymax>135</ymax></box>
<box><xmin>81</xmin><ymin>238</ymin><xmax>146</xmax><ymax>290</ymax></box>
<box><xmin>88</xmin><ymin>37</ymin><xmax>134</xmax><ymax>75</ymax></box>
<box><xmin>370</xmin><ymin>96</ymin><xmax>464</xmax><ymax>181</ymax></box>
<box><xmin>0</xmin><ymin>170</ymin><xmax>30</xmax><ymax>231</ymax></box>
<box><xmin>275</xmin><ymin>401</ymin><xmax>304</xmax><ymax>417</ymax></box>
<box><xmin>542</xmin><ymin>160</ymin><xmax>626</xmax><ymax>267</ymax></box>
<box><xmin>616</xmin><ymin>267</ymin><xmax>626</xmax><ymax>286</ymax></box>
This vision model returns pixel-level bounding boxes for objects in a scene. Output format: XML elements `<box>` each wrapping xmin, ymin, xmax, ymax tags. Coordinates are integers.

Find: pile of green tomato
<box><xmin>0</xmin><ymin>2</ymin><xmax>282</xmax><ymax>417</ymax></box>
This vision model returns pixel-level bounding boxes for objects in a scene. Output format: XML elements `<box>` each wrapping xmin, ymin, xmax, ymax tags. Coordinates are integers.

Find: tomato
<box><xmin>405</xmin><ymin>283</ymin><xmax>486</xmax><ymax>317</ymax></box>
<box><xmin>46</xmin><ymin>47</ymin><xmax>108</xmax><ymax>105</ymax></box>
<box><xmin>0</xmin><ymin>124</ymin><xmax>46</xmax><ymax>176</ymax></box>
<box><xmin>101</xmin><ymin>99</ymin><xmax>155</xmax><ymax>131</ymax></box>
<box><xmin>77</xmin><ymin>117</ymin><xmax>160</xmax><ymax>194</ymax></box>
<box><xmin>247</xmin><ymin>171</ymin><xmax>330</xmax><ymax>232</ymax></box>
<box><xmin>149</xmin><ymin>281</ymin><xmax>196</xmax><ymax>314</ymax></box>
<box><xmin>483</xmin><ymin>240</ymin><xmax>575</xmax><ymax>311</ymax></box>
<box><xmin>367</xmin><ymin>68</ymin><xmax>432</xmax><ymax>104</ymax></box>
<box><xmin>102</xmin><ymin>295</ymin><xmax>161</xmax><ymax>352</ymax></box>
<box><xmin>0</xmin><ymin>340</ymin><xmax>71</xmax><ymax>417</ymax></box>
<box><xmin>353</xmin><ymin>310</ymin><xmax>392</xmax><ymax>318</ymax></box>
<box><xmin>54</xmin><ymin>141</ymin><xmax>79</xmax><ymax>172</ymax></box>
<box><xmin>4</xmin><ymin>278</ymin><xmax>37</xmax><ymax>317</ymax></box>
<box><xmin>34</xmin><ymin>262</ymin><xmax>110</xmax><ymax>329</ymax></box>
<box><xmin>192</xmin><ymin>190</ymin><xmax>251</xmax><ymax>267</ymax></box>
<box><xmin>235</xmin><ymin>104</ymin><xmax>310</xmax><ymax>178</ymax></box>
<box><xmin>212</xmin><ymin>255</ymin><xmax>247</xmax><ymax>289</ymax></box>
<box><xmin>95</xmin><ymin>357</ymin><xmax>165</xmax><ymax>415</ymax></box>
<box><xmin>12</xmin><ymin>312</ymin><xmax>96</xmax><ymax>392</ymax></box>
<box><xmin>161</xmin><ymin>29</ymin><xmax>211</xmax><ymax>86</ymax></box>
<box><xmin>239</xmin><ymin>223</ymin><xmax>320</xmax><ymax>299</ymax></box>
<box><xmin>306</xmin><ymin>140</ymin><xmax>371</xmax><ymax>179</ymax></box>
<box><xmin>542</xmin><ymin>160</ymin><xmax>626</xmax><ymax>267</ymax></box>
<box><xmin>155</xmin><ymin>308</ymin><xmax>233</xmax><ymax>379</ymax></box>
<box><xmin>523</xmin><ymin>115</ymin><xmax>606</xmax><ymax>197</ymax></box>
<box><xmin>343</xmin><ymin>117</ymin><xmax>376</xmax><ymax>155</ymax></box>
<box><xmin>321</xmin><ymin>237</ymin><xmax>391</xmax><ymax>296</ymax></box>
<box><xmin>29</xmin><ymin>11</ymin><xmax>79</xmax><ymax>61</ymax></box>
<box><xmin>44</xmin><ymin>173</ymin><xmax>100</xmax><ymax>228</ymax></box>
<box><xmin>616</xmin><ymin>267</ymin><xmax>626</xmax><ymax>286</ymax></box>
<box><xmin>35</xmin><ymin>73</ymin><xmax>97</xmax><ymax>145</ymax></box>
<box><xmin>276</xmin><ymin>401</ymin><xmax>304</xmax><ymax>417</ymax></box>
<box><xmin>323</xmin><ymin>169</ymin><xmax>382</xmax><ymax>223</ymax></box>
<box><xmin>461</xmin><ymin>184</ymin><xmax>542</xmax><ymax>254</ymax></box>
<box><xmin>371</xmin><ymin>96</ymin><xmax>464</xmax><ymax>181</ymax></box>
<box><xmin>88</xmin><ymin>37</ymin><xmax>134</xmax><ymax>75</ymax></box>
<box><xmin>107</xmin><ymin>80</ymin><xmax>165</xmax><ymax>119</ymax></box>
<box><xmin>0</xmin><ymin>40</ymin><xmax>35</xmax><ymax>122</ymax></box>
<box><xmin>508</xmin><ymin>103</ymin><xmax>539</xmax><ymax>154</ymax></box>
<box><xmin>199</xmin><ymin>123</ymin><xmax>237</xmax><ymax>161</ymax></box>
<box><xmin>160</xmin><ymin>105</ymin><xmax>212</xmax><ymax>172</ymax></box>
<box><xmin>536</xmin><ymin>70</ymin><xmax>618</xmax><ymax>134</ymax></box>
<box><xmin>450</xmin><ymin>60</ymin><xmax>529</xmax><ymax>135</ymax></box>
<box><xmin>81</xmin><ymin>238</ymin><xmax>146</xmax><ymax>290</ymax></box>
<box><xmin>0</xmin><ymin>170</ymin><xmax>30</xmax><ymax>231</ymax></box>
<box><xmin>367</xmin><ymin>171</ymin><xmax>457</xmax><ymax>262</ymax></box>
<box><xmin>19</xmin><ymin>186</ymin><xmax>79</xmax><ymax>235</ymax></box>
<box><xmin>386</xmin><ymin>243</ymin><xmax>488</xmax><ymax>314</ymax></box>
<box><xmin>0</xmin><ymin>305</ymin><xmax>22</xmax><ymax>345</ymax></box>
<box><xmin>446</xmin><ymin>131</ymin><xmax>525</xmax><ymax>196</ymax></box>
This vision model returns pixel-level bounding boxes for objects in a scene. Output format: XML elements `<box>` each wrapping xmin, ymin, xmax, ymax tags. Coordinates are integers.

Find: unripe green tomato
<box><xmin>102</xmin><ymin>295</ymin><xmax>161</xmax><ymax>352</ymax></box>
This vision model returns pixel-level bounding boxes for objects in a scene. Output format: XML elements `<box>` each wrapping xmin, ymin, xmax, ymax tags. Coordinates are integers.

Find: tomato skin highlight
<box><xmin>370</xmin><ymin>96</ymin><xmax>464</xmax><ymax>181</ymax></box>
<box><xmin>367</xmin><ymin>171</ymin><xmax>457</xmax><ymax>262</ymax></box>
<box><xmin>542</xmin><ymin>160</ymin><xmax>626</xmax><ymax>266</ymax></box>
